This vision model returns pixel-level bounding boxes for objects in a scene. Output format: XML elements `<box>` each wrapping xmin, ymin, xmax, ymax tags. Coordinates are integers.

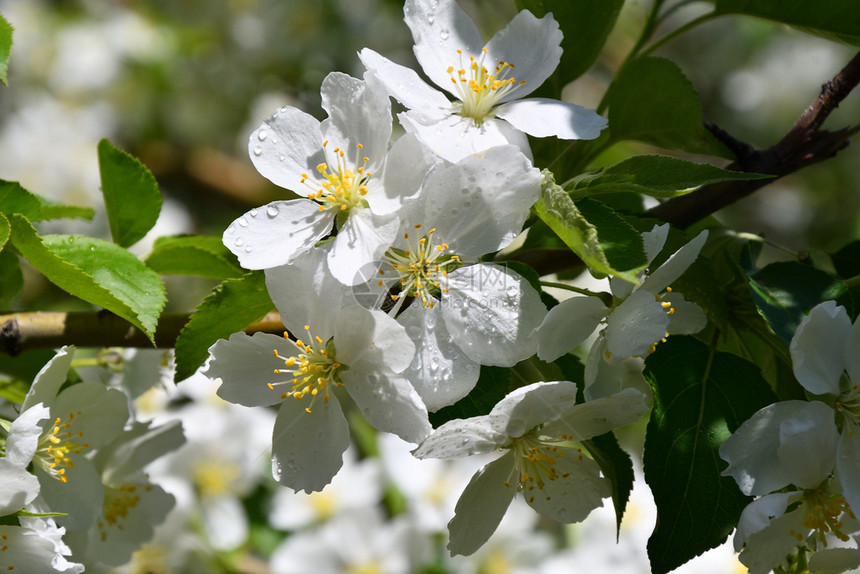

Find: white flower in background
<box><xmin>0</xmin><ymin>523</ymin><xmax>83</xmax><ymax>574</ymax></box>
<box><xmin>269</xmin><ymin>506</ymin><xmax>430</xmax><ymax>574</ymax></box>
<box><xmin>377</xmin><ymin>432</ymin><xmax>489</xmax><ymax>533</ymax></box>
<box><xmin>364</xmin><ymin>145</ymin><xmax>545</xmax><ymax>410</ymax></box>
<box><xmin>12</xmin><ymin>347</ymin><xmax>130</xmax><ymax>533</ymax></box>
<box><xmin>789</xmin><ymin>300</ymin><xmax>860</xmax><ymax>516</ymax></box>
<box><xmin>206</xmin><ymin>247</ymin><xmax>431</xmax><ymax>493</ymax></box>
<box><xmin>224</xmin><ymin>70</ymin><xmax>438</xmax><ymax>284</ymax></box>
<box><xmin>720</xmin><ymin>399</ymin><xmax>858</xmax><ymax>573</ymax></box>
<box><xmin>143</xmin><ymin>379</ymin><xmax>274</xmax><ymax>553</ymax></box>
<box><xmin>536</xmin><ymin>225</ymin><xmax>708</xmax><ymax>397</ymax></box>
<box><xmin>359</xmin><ymin>0</ymin><xmax>607</xmax><ymax>161</ymax></box>
<box><xmin>413</xmin><ymin>382</ymin><xmax>649</xmax><ymax>556</ymax></box>
<box><xmin>58</xmin><ymin>420</ymin><xmax>183</xmax><ymax>570</ymax></box>
<box><xmin>268</xmin><ymin>446</ymin><xmax>382</xmax><ymax>531</ymax></box>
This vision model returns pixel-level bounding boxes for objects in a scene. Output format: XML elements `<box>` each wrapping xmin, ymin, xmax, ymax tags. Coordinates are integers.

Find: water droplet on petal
<box><xmin>237</xmin><ymin>217</ymin><xmax>248</xmax><ymax>227</ymax></box>
<box><xmin>250</xmin><ymin>209</ymin><xmax>258</xmax><ymax>217</ymax></box>
<box><xmin>244</xmin><ymin>246</ymin><xmax>253</xmax><ymax>253</ymax></box>
<box><xmin>428</xmin><ymin>15</ymin><xmax>435</xmax><ymax>24</ymax></box>
<box><xmin>257</xmin><ymin>130</ymin><xmax>268</xmax><ymax>142</ymax></box>
<box><xmin>253</xmin><ymin>145</ymin><xmax>263</xmax><ymax>156</ymax></box>
<box><xmin>271</xmin><ymin>137</ymin><xmax>278</xmax><ymax>144</ymax></box>
<box><xmin>234</xmin><ymin>237</ymin><xmax>245</xmax><ymax>247</ymax></box>
<box><xmin>440</xmin><ymin>28</ymin><xmax>449</xmax><ymax>40</ymax></box>
<box><xmin>279</xmin><ymin>154</ymin><xmax>286</xmax><ymax>162</ymax></box>
<box><xmin>267</xmin><ymin>205</ymin><xmax>279</xmax><ymax>217</ymax></box>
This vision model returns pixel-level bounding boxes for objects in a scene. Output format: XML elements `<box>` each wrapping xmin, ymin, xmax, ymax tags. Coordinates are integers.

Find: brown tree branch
<box><xmin>0</xmin><ymin>311</ymin><xmax>285</xmax><ymax>355</ymax></box>
<box><xmin>649</xmin><ymin>49</ymin><xmax>860</xmax><ymax>228</ymax></box>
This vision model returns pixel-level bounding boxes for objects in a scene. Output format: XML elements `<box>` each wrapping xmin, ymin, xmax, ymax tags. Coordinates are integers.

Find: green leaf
<box><xmin>0</xmin><ymin>13</ymin><xmax>11</xmax><ymax>86</ymax></box>
<box><xmin>0</xmin><ymin>211</ymin><xmax>8</xmax><ymax>252</ymax></box>
<box><xmin>0</xmin><ymin>180</ymin><xmax>94</xmax><ymax>221</ymax></box>
<box><xmin>515</xmin><ymin>0</ymin><xmax>624</xmax><ymax>84</ymax></box>
<box><xmin>145</xmin><ymin>235</ymin><xmax>243</xmax><ymax>279</ymax></box>
<box><xmin>533</xmin><ymin>172</ymin><xmax>645</xmax><ymax>282</ymax></box>
<box><xmin>749</xmin><ymin>261</ymin><xmax>848</xmax><ymax>344</ymax></box>
<box><xmin>98</xmin><ymin>139</ymin><xmax>162</xmax><ymax>248</ymax></box>
<box><xmin>831</xmin><ymin>239</ymin><xmax>860</xmax><ymax>279</ymax></box>
<box><xmin>583</xmin><ymin>431</ymin><xmax>634</xmax><ymax>536</ymax></box>
<box><xmin>713</xmin><ymin>0</ymin><xmax>860</xmax><ymax>45</ymax></box>
<box><xmin>576</xmin><ymin>198</ymin><xmax>649</xmax><ymax>277</ymax></box>
<box><xmin>607</xmin><ymin>57</ymin><xmax>730</xmax><ymax>157</ymax></box>
<box><xmin>8</xmin><ymin>214</ymin><xmax>164</xmax><ymax>341</ymax></box>
<box><xmin>643</xmin><ymin>336</ymin><xmax>777</xmax><ymax>574</ymax></box>
<box><xmin>568</xmin><ymin>155</ymin><xmax>773</xmax><ymax>200</ymax></box>
<box><xmin>41</xmin><ymin>234</ymin><xmax>166</xmax><ymax>341</ymax></box>
<box><xmin>174</xmin><ymin>271</ymin><xmax>274</xmax><ymax>382</ymax></box>
<box><xmin>0</xmin><ymin>247</ymin><xmax>23</xmax><ymax>309</ymax></box>
<box><xmin>429</xmin><ymin>366</ymin><xmax>510</xmax><ymax>428</ymax></box>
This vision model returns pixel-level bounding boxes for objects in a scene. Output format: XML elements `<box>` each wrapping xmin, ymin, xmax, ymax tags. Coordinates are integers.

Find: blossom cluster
<box><xmin>203</xmin><ymin>0</ymin><xmax>708</xmax><ymax>557</ymax></box>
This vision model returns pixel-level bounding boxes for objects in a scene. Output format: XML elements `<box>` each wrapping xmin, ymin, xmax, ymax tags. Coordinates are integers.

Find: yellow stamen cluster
<box><xmin>789</xmin><ymin>486</ymin><xmax>856</xmax><ymax>545</ymax></box>
<box><xmin>504</xmin><ymin>432</ymin><xmax>572</xmax><ymax>504</ymax></box>
<box><xmin>37</xmin><ymin>411</ymin><xmax>90</xmax><ymax>484</ymax></box>
<box><xmin>97</xmin><ymin>483</ymin><xmax>152</xmax><ymax>542</ymax></box>
<box><xmin>448</xmin><ymin>48</ymin><xmax>525</xmax><ymax>124</ymax></box>
<box><xmin>384</xmin><ymin>224</ymin><xmax>461</xmax><ymax>311</ymax></box>
<box><xmin>192</xmin><ymin>459</ymin><xmax>241</xmax><ymax>498</ymax></box>
<box><xmin>300</xmin><ymin>142</ymin><xmax>371</xmax><ymax>212</ymax></box>
<box><xmin>648</xmin><ymin>286</ymin><xmax>674</xmax><ymax>354</ymax></box>
<box><xmin>270</xmin><ymin>326</ymin><xmax>345</xmax><ymax>413</ymax></box>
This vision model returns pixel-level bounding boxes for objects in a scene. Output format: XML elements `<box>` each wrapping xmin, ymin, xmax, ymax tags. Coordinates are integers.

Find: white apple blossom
<box><xmin>720</xmin><ymin>399</ymin><xmax>859</xmax><ymax>573</ymax></box>
<box><xmin>789</xmin><ymin>300</ymin><xmax>860</xmax><ymax>516</ymax></box>
<box><xmin>206</xmin><ymin>247</ymin><xmax>431</xmax><ymax>493</ymax></box>
<box><xmin>223</xmin><ymin>70</ymin><xmax>439</xmax><ymax>284</ymax></box>
<box><xmin>13</xmin><ymin>347</ymin><xmax>130</xmax><ymax>533</ymax></box>
<box><xmin>0</xmin><ymin>523</ymin><xmax>83</xmax><ymax>574</ymax></box>
<box><xmin>413</xmin><ymin>381</ymin><xmax>649</xmax><ymax>556</ymax></box>
<box><xmin>535</xmin><ymin>224</ymin><xmax>708</xmax><ymax>396</ymax></box>
<box><xmin>359</xmin><ymin>145</ymin><xmax>546</xmax><ymax>410</ymax></box>
<box><xmin>359</xmin><ymin>0</ymin><xmax>607</xmax><ymax>161</ymax></box>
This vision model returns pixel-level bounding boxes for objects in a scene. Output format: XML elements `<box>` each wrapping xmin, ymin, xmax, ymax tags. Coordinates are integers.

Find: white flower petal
<box><xmin>0</xmin><ymin>525</ymin><xmax>71</xmax><ymax>573</ymax></box>
<box><xmin>0</xmin><ymin>459</ymin><xmax>40</xmax><ymax>515</ymax></box>
<box><xmin>370</xmin><ymin>133</ymin><xmax>438</xmax><ymax>215</ymax></box>
<box><xmin>665</xmin><ymin>292</ymin><xmax>707</xmax><ymax>335</ymax></box>
<box><xmin>319</xmin><ymin>71</ymin><xmax>391</xmax><ymax>172</ymax></box>
<box><xmin>775</xmin><ymin>401</ymin><xmax>839</xmax><ymax>488</ymax></box>
<box><xmin>733</xmin><ymin>491</ymin><xmax>794</xmax><ymax>549</ymax></box>
<box><xmin>447</xmin><ymin>454</ymin><xmax>517</xmax><ymax>557</ymax></box>
<box><xmin>442</xmin><ymin>264</ymin><xmax>547</xmax><ymax>366</ymax></box>
<box><xmin>398</xmin><ymin>304</ymin><xmax>480</xmax><ymax>412</ymax></box>
<box><xmin>604</xmin><ymin>289</ymin><xmax>671</xmax><ymax>358</ymax></box>
<box><xmin>22</xmin><ymin>346</ymin><xmax>74</xmax><ymax>411</ymax></box>
<box><xmin>790</xmin><ymin>301</ymin><xmax>851</xmax><ymax>396</ymax></box>
<box><xmin>398</xmin><ymin>112</ymin><xmax>532</xmax><ymax>163</ymax></box>
<box><xmin>640</xmin><ymin>229</ymin><xmax>709</xmax><ymax>294</ymax></box>
<box><xmin>36</xmin><ymin>454</ymin><xmax>104</xmax><ymax>531</ymax></box>
<box><xmin>847</xmin><ymin>314</ymin><xmax>860</xmax><ymax>386</ymax></box>
<box><xmin>420</xmin><ymin>146</ymin><xmax>541</xmax><ymax>257</ymax></box>
<box><xmin>248</xmin><ymin>106</ymin><xmax>325</xmax><ymax>192</ymax></box>
<box><xmin>404</xmin><ymin>0</ymin><xmax>484</xmax><ymax>97</ymax></box>
<box><xmin>412</xmin><ymin>415</ymin><xmax>504</xmax><ymax>459</ymax></box>
<box><xmin>525</xmin><ymin>448</ymin><xmax>609</xmax><ymax>523</ymax></box>
<box><xmin>335</xmin><ymin>307</ymin><xmax>415</xmax><ymax>374</ymax></box>
<box><xmin>5</xmin><ymin>404</ymin><xmax>50</xmax><ymax>467</ymax></box>
<box><xmin>739</xmin><ymin>499</ymin><xmax>809</xmax><ymax>574</ymax></box>
<box><xmin>51</xmin><ymin>383</ymin><xmax>129</xmax><ymax>449</ymax></box>
<box><xmin>808</xmin><ymin>547</ymin><xmax>860</xmax><ymax>574</ymax></box>
<box><xmin>541</xmin><ymin>388</ymin><xmax>649</xmax><ymax>441</ymax></box>
<box><xmin>837</xmin><ymin>422</ymin><xmax>860</xmax><ymax>518</ymax></box>
<box><xmin>641</xmin><ymin>224</ymin><xmax>670</xmax><ymax>264</ymax></box>
<box><xmin>490</xmin><ymin>381</ymin><xmax>579</xmax><ymax>438</ymax></box>
<box><xmin>496</xmin><ymin>98</ymin><xmax>606</xmax><ymax>140</ymax></box>
<box><xmin>270</xmin><ymin>394</ymin><xmax>350</xmax><ymax>493</ymax></box>
<box><xmin>223</xmin><ymin>199</ymin><xmax>334</xmax><ymax>270</ymax></box>
<box><xmin>720</xmin><ymin>400</ymin><xmax>836</xmax><ymax>495</ymax></box>
<box><xmin>358</xmin><ymin>48</ymin><xmax>453</xmax><ymax>119</ymax></box>
<box><xmin>265</xmin><ymin>246</ymin><xmax>345</xmax><ymax>339</ymax></box>
<box><xmin>535</xmin><ymin>296</ymin><xmax>607</xmax><ymax>362</ymax></box>
<box><xmin>206</xmin><ymin>332</ymin><xmax>292</xmax><ymax>408</ymax></box>
<box><xmin>327</xmin><ymin>209</ymin><xmax>399</xmax><ymax>286</ymax></box>
<box><xmin>344</xmin><ymin>367</ymin><xmax>431</xmax><ymax>445</ymax></box>
<box><xmin>483</xmin><ymin>10</ymin><xmax>562</xmax><ymax>102</ymax></box>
